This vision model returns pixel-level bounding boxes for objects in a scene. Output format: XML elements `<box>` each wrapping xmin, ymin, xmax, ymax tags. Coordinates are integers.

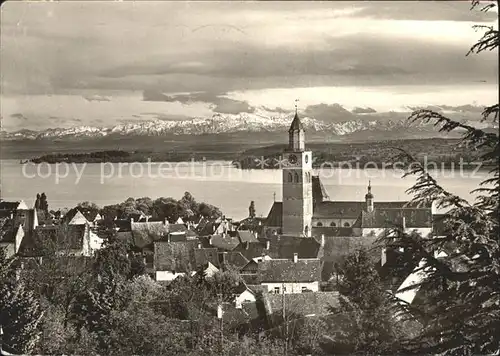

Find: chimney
<box><xmin>130</xmin><ymin>217</ymin><xmax>134</xmax><ymax>224</ymax></box>
<box><xmin>381</xmin><ymin>247</ymin><xmax>387</xmax><ymax>266</ymax></box>
<box><xmin>197</xmin><ymin>242</ymin><xmax>202</xmax><ymax>249</ymax></box>
<box><xmin>266</xmin><ymin>240</ymin><xmax>270</xmax><ymax>250</ymax></box>
<box><xmin>145</xmin><ymin>216</ymin><xmax>149</xmax><ymax>222</ymax></box>
<box><xmin>293</xmin><ymin>253</ymin><xmax>298</xmax><ymax>263</ymax></box>
<box><xmin>167</xmin><ymin>234</ymin><xmax>171</xmax><ymax>243</ymax></box>
<box><xmin>164</xmin><ymin>218</ymin><xmax>169</xmax><ymax>226</ymax></box>
<box><xmin>254</xmin><ymin>231</ymin><xmax>258</xmax><ymax>239</ymax></box>
<box><xmin>321</xmin><ymin>234</ymin><xmax>325</xmax><ymax>247</ymax></box>
<box><xmin>402</xmin><ymin>216</ymin><xmax>406</xmax><ymax>230</ymax></box>
<box><xmin>9</xmin><ymin>212</ymin><xmax>13</xmax><ymax>220</ymax></box>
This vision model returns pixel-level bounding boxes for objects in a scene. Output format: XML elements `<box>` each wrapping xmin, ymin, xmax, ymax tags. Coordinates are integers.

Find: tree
<box><xmin>39</xmin><ymin>192</ymin><xmax>49</xmax><ymax>213</ymax></box>
<box><xmin>248</xmin><ymin>201</ymin><xmax>256</xmax><ymax>219</ymax></box>
<box><xmin>0</xmin><ymin>248</ymin><xmax>44</xmax><ymax>355</ymax></box>
<box><xmin>323</xmin><ymin>248</ymin><xmax>409</xmax><ymax>355</ymax></box>
<box><xmin>380</xmin><ymin>2</ymin><xmax>499</xmax><ymax>354</ymax></box>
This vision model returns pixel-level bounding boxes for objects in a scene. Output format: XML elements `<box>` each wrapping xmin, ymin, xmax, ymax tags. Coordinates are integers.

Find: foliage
<box><xmin>0</xmin><ymin>248</ymin><xmax>43</xmax><ymax>355</ymax></box>
<box><xmin>378</xmin><ymin>2</ymin><xmax>500</xmax><ymax>353</ymax></box>
<box><xmin>322</xmin><ymin>248</ymin><xmax>412</xmax><ymax>355</ymax></box>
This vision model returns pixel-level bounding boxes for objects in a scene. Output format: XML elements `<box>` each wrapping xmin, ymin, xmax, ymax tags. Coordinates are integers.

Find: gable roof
<box><xmin>154</xmin><ymin>240</ymin><xmax>199</xmax><ymax>272</ymax></box>
<box><xmin>19</xmin><ymin>224</ymin><xmax>87</xmax><ymax>256</ymax></box>
<box><xmin>263</xmin><ymin>291</ymin><xmax>339</xmax><ymax>317</ymax></box>
<box><xmin>237</xmin><ymin>230</ymin><xmax>258</xmax><ymax>244</ymax></box>
<box><xmin>289</xmin><ymin>111</ymin><xmax>304</xmax><ymax>131</ymax></box>
<box><xmin>257</xmin><ymin>258</ymin><xmax>322</xmax><ymax>283</ymax></box>
<box><xmin>267</xmin><ymin>235</ymin><xmax>323</xmax><ymax>259</ymax></box>
<box><xmin>194</xmin><ymin>247</ymin><xmax>219</xmax><ymax>268</ymax></box>
<box><xmin>221</xmin><ymin>251</ymin><xmax>250</xmax><ymax>269</ymax></box>
<box><xmin>314</xmin><ymin>201</ymin><xmax>363</xmax><ymax>219</ymax></box>
<box><xmin>0</xmin><ymin>201</ymin><xmax>21</xmax><ymax>211</ymax></box>
<box><xmin>68</xmin><ymin>210</ymin><xmax>89</xmax><ymax>225</ymax></box>
<box><xmin>264</xmin><ymin>202</ymin><xmax>282</xmax><ymax>227</ymax></box>
<box><xmin>207</xmin><ymin>234</ymin><xmax>240</xmax><ymax>251</ymax></box>
<box><xmin>359</xmin><ymin>208</ymin><xmax>432</xmax><ymax>228</ymax></box>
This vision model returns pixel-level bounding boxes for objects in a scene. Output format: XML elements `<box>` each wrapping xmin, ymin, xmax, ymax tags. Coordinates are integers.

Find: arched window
<box><xmin>288</xmin><ymin>172</ymin><xmax>293</xmax><ymax>182</ymax></box>
<box><xmin>294</xmin><ymin>172</ymin><xmax>300</xmax><ymax>183</ymax></box>
<box><xmin>316</xmin><ymin>222</ymin><xmax>323</xmax><ymax>227</ymax></box>
<box><xmin>304</xmin><ymin>225</ymin><xmax>309</xmax><ymax>236</ymax></box>
<box><xmin>330</xmin><ymin>222</ymin><xmax>336</xmax><ymax>227</ymax></box>
<box><xmin>344</xmin><ymin>222</ymin><xmax>350</xmax><ymax>227</ymax></box>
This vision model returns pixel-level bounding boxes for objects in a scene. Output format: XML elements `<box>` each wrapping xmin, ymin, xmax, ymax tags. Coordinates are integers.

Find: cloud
<box><xmin>352</xmin><ymin>107</ymin><xmax>377</xmax><ymax>114</ymax></box>
<box><xmin>83</xmin><ymin>94</ymin><xmax>111</xmax><ymax>102</ymax></box>
<box><xmin>303</xmin><ymin>103</ymin><xmax>354</xmax><ymax>123</ymax></box>
<box><xmin>263</xmin><ymin>106</ymin><xmax>289</xmax><ymax>114</ymax></box>
<box><xmin>142</xmin><ymin>90</ymin><xmax>256</xmax><ymax>114</ymax></box>
<box><xmin>407</xmin><ymin>104</ymin><xmax>487</xmax><ymax>113</ymax></box>
<box><xmin>10</xmin><ymin>113</ymin><xmax>28</xmax><ymax>120</ymax></box>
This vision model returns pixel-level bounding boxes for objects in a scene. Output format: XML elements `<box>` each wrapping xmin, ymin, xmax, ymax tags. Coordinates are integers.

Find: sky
<box><xmin>1</xmin><ymin>1</ymin><xmax>498</xmax><ymax>131</ymax></box>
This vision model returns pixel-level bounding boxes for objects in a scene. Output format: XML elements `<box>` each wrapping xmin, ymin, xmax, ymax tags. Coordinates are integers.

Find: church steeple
<box><xmin>365</xmin><ymin>180</ymin><xmax>374</xmax><ymax>212</ymax></box>
<box><xmin>288</xmin><ymin>101</ymin><xmax>305</xmax><ymax>151</ymax></box>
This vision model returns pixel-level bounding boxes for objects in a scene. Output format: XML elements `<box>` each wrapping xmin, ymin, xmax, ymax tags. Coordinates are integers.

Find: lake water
<box><xmin>0</xmin><ymin>160</ymin><xmax>489</xmax><ymax>220</ymax></box>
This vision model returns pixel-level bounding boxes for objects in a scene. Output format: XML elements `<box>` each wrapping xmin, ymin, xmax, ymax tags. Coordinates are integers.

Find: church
<box><xmin>263</xmin><ymin>110</ymin><xmax>435</xmax><ymax>239</ymax></box>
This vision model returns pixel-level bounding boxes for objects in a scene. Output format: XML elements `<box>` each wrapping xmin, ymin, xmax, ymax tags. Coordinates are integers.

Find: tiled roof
<box><xmin>154</xmin><ymin>240</ymin><xmax>199</xmax><ymax>272</ymax></box>
<box><xmin>264</xmin><ymin>202</ymin><xmax>282</xmax><ymax>227</ymax></box>
<box><xmin>169</xmin><ymin>224</ymin><xmax>187</xmax><ymax>233</ymax></box>
<box><xmin>237</xmin><ymin>230</ymin><xmax>258</xmax><ymax>244</ymax></box>
<box><xmin>263</xmin><ymin>292</ymin><xmax>339</xmax><ymax>317</ymax></box>
<box><xmin>194</xmin><ymin>247</ymin><xmax>219</xmax><ymax>268</ymax></box>
<box><xmin>314</xmin><ymin>201</ymin><xmax>363</xmax><ymax>219</ymax></box>
<box><xmin>0</xmin><ymin>201</ymin><xmax>20</xmax><ymax>211</ymax></box>
<box><xmin>114</xmin><ymin>219</ymin><xmax>131</xmax><ymax>232</ymax></box>
<box><xmin>311</xmin><ymin>226</ymin><xmax>356</xmax><ymax>237</ymax></box>
<box><xmin>312</xmin><ymin>175</ymin><xmax>330</xmax><ymax>205</ymax></box>
<box><xmin>257</xmin><ymin>258</ymin><xmax>322</xmax><ymax>283</ymax></box>
<box><xmin>267</xmin><ymin>235</ymin><xmax>323</xmax><ymax>259</ymax></box>
<box><xmin>19</xmin><ymin>225</ymin><xmax>87</xmax><ymax>256</ymax></box>
<box><xmin>359</xmin><ymin>208</ymin><xmax>432</xmax><ymax>228</ymax></box>
<box><xmin>234</xmin><ymin>241</ymin><xmax>268</xmax><ymax>260</ymax></box>
<box><xmin>221</xmin><ymin>251</ymin><xmax>249</xmax><ymax>269</ymax></box>
<box><xmin>321</xmin><ymin>235</ymin><xmax>378</xmax><ymax>266</ymax></box>
<box><xmin>208</xmin><ymin>234</ymin><xmax>240</xmax><ymax>251</ymax></box>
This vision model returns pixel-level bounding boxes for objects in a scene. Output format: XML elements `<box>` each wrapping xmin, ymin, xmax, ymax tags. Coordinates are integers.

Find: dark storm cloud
<box><xmin>303</xmin><ymin>103</ymin><xmax>355</xmax><ymax>123</ymax></box>
<box><xmin>352</xmin><ymin>1</ymin><xmax>498</xmax><ymax>22</ymax></box>
<box><xmin>85</xmin><ymin>32</ymin><xmax>497</xmax><ymax>95</ymax></box>
<box><xmin>142</xmin><ymin>90</ymin><xmax>255</xmax><ymax>114</ymax></box>
<box><xmin>10</xmin><ymin>113</ymin><xmax>28</xmax><ymax>120</ymax></box>
<box><xmin>352</xmin><ymin>107</ymin><xmax>377</xmax><ymax>114</ymax></box>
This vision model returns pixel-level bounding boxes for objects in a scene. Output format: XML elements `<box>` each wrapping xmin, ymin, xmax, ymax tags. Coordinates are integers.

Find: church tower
<box><xmin>282</xmin><ymin>107</ymin><xmax>313</xmax><ymax>237</ymax></box>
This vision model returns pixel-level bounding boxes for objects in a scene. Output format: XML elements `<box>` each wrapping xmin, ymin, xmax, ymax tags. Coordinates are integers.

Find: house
<box><xmin>0</xmin><ymin>201</ymin><xmax>37</xmax><ymax>258</ymax></box>
<box><xmin>257</xmin><ymin>254</ymin><xmax>322</xmax><ymax>294</ymax></box>
<box><xmin>18</xmin><ymin>223</ymin><xmax>103</xmax><ymax>257</ymax></box>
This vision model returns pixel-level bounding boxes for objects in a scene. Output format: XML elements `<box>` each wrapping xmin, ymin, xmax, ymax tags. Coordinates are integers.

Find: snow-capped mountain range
<box><xmin>0</xmin><ymin>110</ymin><xmax>485</xmax><ymax>141</ymax></box>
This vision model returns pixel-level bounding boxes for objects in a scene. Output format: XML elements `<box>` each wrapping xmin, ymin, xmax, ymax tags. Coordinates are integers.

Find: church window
<box><xmin>330</xmin><ymin>222</ymin><xmax>337</xmax><ymax>227</ymax></box>
<box><xmin>304</xmin><ymin>226</ymin><xmax>309</xmax><ymax>236</ymax></box>
<box><xmin>344</xmin><ymin>222</ymin><xmax>350</xmax><ymax>227</ymax></box>
<box><xmin>288</xmin><ymin>172</ymin><xmax>293</xmax><ymax>182</ymax></box>
<box><xmin>294</xmin><ymin>172</ymin><xmax>300</xmax><ymax>183</ymax></box>
<box><xmin>316</xmin><ymin>222</ymin><xmax>323</xmax><ymax>227</ymax></box>
<box><xmin>305</xmin><ymin>155</ymin><xmax>309</xmax><ymax>163</ymax></box>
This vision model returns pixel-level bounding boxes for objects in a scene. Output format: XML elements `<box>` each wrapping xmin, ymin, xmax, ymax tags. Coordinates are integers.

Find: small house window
<box><xmin>274</xmin><ymin>287</ymin><xmax>280</xmax><ymax>294</ymax></box>
<box><xmin>330</xmin><ymin>222</ymin><xmax>337</xmax><ymax>227</ymax></box>
<box><xmin>316</xmin><ymin>222</ymin><xmax>323</xmax><ymax>227</ymax></box>
<box><xmin>344</xmin><ymin>222</ymin><xmax>350</xmax><ymax>227</ymax></box>
<box><xmin>302</xmin><ymin>287</ymin><xmax>308</xmax><ymax>293</ymax></box>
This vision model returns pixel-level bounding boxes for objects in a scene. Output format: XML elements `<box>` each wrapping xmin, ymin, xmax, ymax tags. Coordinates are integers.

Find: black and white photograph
<box><xmin>0</xmin><ymin>1</ymin><xmax>498</xmax><ymax>355</ymax></box>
